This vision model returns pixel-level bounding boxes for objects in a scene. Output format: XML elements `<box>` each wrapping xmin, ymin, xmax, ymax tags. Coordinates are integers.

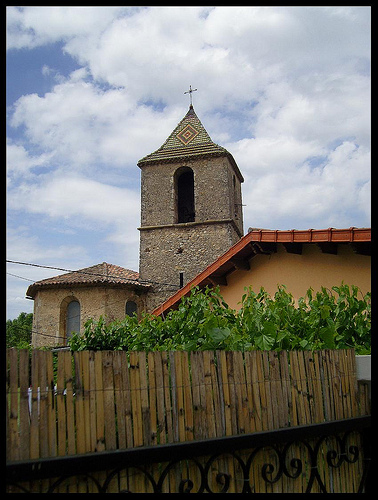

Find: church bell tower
<box><xmin>138</xmin><ymin>103</ymin><xmax>244</xmax><ymax>311</ymax></box>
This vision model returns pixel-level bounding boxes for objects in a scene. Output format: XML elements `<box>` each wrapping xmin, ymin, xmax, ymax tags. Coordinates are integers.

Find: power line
<box><xmin>6</xmin><ymin>260</ymin><xmax>180</xmax><ymax>289</ymax></box>
<box><xmin>6</xmin><ymin>272</ymin><xmax>35</xmax><ymax>282</ymax></box>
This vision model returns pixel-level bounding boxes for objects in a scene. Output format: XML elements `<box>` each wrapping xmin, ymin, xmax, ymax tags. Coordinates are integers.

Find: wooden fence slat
<box><xmin>45</xmin><ymin>350</ymin><xmax>56</xmax><ymax>458</ymax></box>
<box><xmin>256</xmin><ymin>349</ymin><xmax>268</xmax><ymax>431</ymax></box>
<box><xmin>103</xmin><ymin>351</ymin><xmax>117</xmax><ymax>450</ymax></box>
<box><xmin>63</xmin><ymin>351</ymin><xmax>75</xmax><ymax>456</ymax></box>
<box><xmin>297</xmin><ymin>351</ymin><xmax>311</xmax><ymax>425</ymax></box>
<box><xmin>318</xmin><ymin>350</ymin><xmax>332</xmax><ymax>421</ymax></box>
<box><xmin>17</xmin><ymin>349</ymin><xmax>30</xmax><ymax>461</ymax></box>
<box><xmin>113</xmin><ymin>351</ymin><xmax>127</xmax><ymax>449</ymax></box>
<box><xmin>289</xmin><ymin>351</ymin><xmax>302</xmax><ymax>426</ymax></box>
<box><xmin>338</xmin><ymin>350</ymin><xmax>349</xmax><ymax>418</ymax></box>
<box><xmin>56</xmin><ymin>352</ymin><xmax>66</xmax><ymax>457</ymax></box>
<box><xmin>278</xmin><ymin>350</ymin><xmax>291</xmax><ymax>428</ymax></box>
<box><xmin>129</xmin><ymin>351</ymin><xmax>143</xmax><ymax>447</ymax></box>
<box><xmin>245</xmin><ymin>351</ymin><xmax>261</xmax><ymax>433</ymax></box>
<box><xmin>233</xmin><ymin>351</ymin><xmax>248</xmax><ymax>434</ymax></box>
<box><xmin>74</xmin><ymin>352</ymin><xmax>86</xmax><ymax>455</ymax></box>
<box><xmin>203</xmin><ymin>350</ymin><xmax>217</xmax><ymax>439</ymax></box>
<box><xmin>225</xmin><ymin>351</ymin><xmax>238</xmax><ymax>436</ymax></box>
<box><xmin>215</xmin><ymin>351</ymin><xmax>230</xmax><ymax>435</ymax></box>
<box><xmin>326</xmin><ymin>349</ymin><xmax>339</xmax><ymax>420</ymax></box>
<box><xmin>153</xmin><ymin>352</ymin><xmax>166</xmax><ymax>445</ymax></box>
<box><xmin>345</xmin><ymin>349</ymin><xmax>357</xmax><ymax>418</ymax></box>
<box><xmin>308</xmin><ymin>351</ymin><xmax>325</xmax><ymax>423</ymax></box>
<box><xmin>210</xmin><ymin>351</ymin><xmax>224</xmax><ymax>437</ymax></box>
<box><xmin>268</xmin><ymin>351</ymin><xmax>282</xmax><ymax>429</ymax></box>
<box><xmin>162</xmin><ymin>351</ymin><xmax>174</xmax><ymax>443</ymax></box>
<box><xmin>139</xmin><ymin>353</ymin><xmax>151</xmax><ymax>446</ymax></box>
<box><xmin>244</xmin><ymin>351</ymin><xmax>255</xmax><ymax>433</ymax></box>
<box><xmin>94</xmin><ymin>351</ymin><xmax>105</xmax><ymax>453</ymax></box>
<box><xmin>190</xmin><ymin>351</ymin><xmax>203</xmax><ymax>441</ymax></box>
<box><xmin>172</xmin><ymin>352</ymin><xmax>185</xmax><ymax>442</ymax></box>
<box><xmin>8</xmin><ymin>349</ymin><xmax>20</xmax><ymax>461</ymax></box>
<box><xmin>255</xmin><ymin>350</ymin><xmax>267</xmax><ymax>431</ymax></box>
<box><xmin>38</xmin><ymin>351</ymin><xmax>49</xmax><ymax>459</ymax></box>
<box><xmin>147</xmin><ymin>352</ymin><xmax>158</xmax><ymax>446</ymax></box>
<box><xmin>182</xmin><ymin>351</ymin><xmax>194</xmax><ymax>442</ymax></box>
<box><xmin>347</xmin><ymin>349</ymin><xmax>361</xmax><ymax>417</ymax></box>
<box><xmin>169</xmin><ymin>351</ymin><xmax>179</xmax><ymax>443</ymax></box>
<box><xmin>88</xmin><ymin>351</ymin><xmax>98</xmax><ymax>452</ymax></box>
<box><xmin>30</xmin><ymin>350</ymin><xmax>40</xmax><ymax>459</ymax></box>
<box><xmin>197</xmin><ymin>351</ymin><xmax>209</xmax><ymax>439</ymax></box>
<box><xmin>121</xmin><ymin>352</ymin><xmax>134</xmax><ymax>448</ymax></box>
<box><xmin>301</xmin><ymin>351</ymin><xmax>315</xmax><ymax>423</ymax></box>
<box><xmin>81</xmin><ymin>351</ymin><xmax>92</xmax><ymax>453</ymax></box>
<box><xmin>6</xmin><ymin>352</ymin><xmax>10</xmax><ymax>460</ymax></box>
<box><xmin>329</xmin><ymin>350</ymin><xmax>340</xmax><ymax>420</ymax></box>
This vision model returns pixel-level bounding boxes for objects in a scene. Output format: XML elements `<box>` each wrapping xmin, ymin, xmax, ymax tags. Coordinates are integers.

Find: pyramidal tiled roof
<box><xmin>138</xmin><ymin>105</ymin><xmax>244</xmax><ymax>181</ymax></box>
<box><xmin>26</xmin><ymin>262</ymin><xmax>148</xmax><ymax>297</ymax></box>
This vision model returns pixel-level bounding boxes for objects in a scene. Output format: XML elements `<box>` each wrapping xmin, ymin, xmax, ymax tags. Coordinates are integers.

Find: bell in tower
<box><xmin>137</xmin><ymin>97</ymin><xmax>244</xmax><ymax>311</ymax></box>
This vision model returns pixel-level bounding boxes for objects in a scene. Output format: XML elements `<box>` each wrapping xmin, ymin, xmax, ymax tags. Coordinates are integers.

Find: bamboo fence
<box><xmin>6</xmin><ymin>348</ymin><xmax>370</xmax><ymax>493</ymax></box>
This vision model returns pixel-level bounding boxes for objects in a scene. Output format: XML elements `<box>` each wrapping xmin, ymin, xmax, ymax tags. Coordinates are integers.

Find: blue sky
<box><xmin>6</xmin><ymin>6</ymin><xmax>371</xmax><ymax>319</ymax></box>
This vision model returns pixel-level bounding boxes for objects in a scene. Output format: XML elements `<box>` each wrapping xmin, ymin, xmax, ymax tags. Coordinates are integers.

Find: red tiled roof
<box><xmin>152</xmin><ymin>227</ymin><xmax>371</xmax><ymax>317</ymax></box>
<box><xmin>26</xmin><ymin>262</ymin><xmax>148</xmax><ymax>298</ymax></box>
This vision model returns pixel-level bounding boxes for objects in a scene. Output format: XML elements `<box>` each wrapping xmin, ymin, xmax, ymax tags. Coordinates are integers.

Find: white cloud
<box><xmin>6</xmin><ymin>6</ymin><xmax>371</xmax><ymax>318</ymax></box>
<box><xmin>6</xmin><ymin>139</ymin><xmax>53</xmax><ymax>181</ymax></box>
<box><xmin>9</xmin><ymin>71</ymin><xmax>184</xmax><ymax>173</ymax></box>
<box><xmin>241</xmin><ymin>140</ymin><xmax>370</xmax><ymax>230</ymax></box>
<box><xmin>6</xmin><ymin>6</ymin><xmax>127</xmax><ymax>49</ymax></box>
<box><xmin>6</xmin><ymin>226</ymin><xmax>91</xmax><ymax>319</ymax></box>
<box><xmin>9</xmin><ymin>173</ymin><xmax>140</xmax><ymax>228</ymax></box>
<box><xmin>6</xmin><ymin>226</ymin><xmax>87</xmax><ymax>265</ymax></box>
<box><xmin>8</xmin><ymin>173</ymin><xmax>141</xmax><ymax>265</ymax></box>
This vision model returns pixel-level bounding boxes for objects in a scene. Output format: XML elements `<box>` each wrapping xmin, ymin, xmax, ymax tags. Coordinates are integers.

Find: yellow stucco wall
<box><xmin>219</xmin><ymin>243</ymin><xmax>371</xmax><ymax>310</ymax></box>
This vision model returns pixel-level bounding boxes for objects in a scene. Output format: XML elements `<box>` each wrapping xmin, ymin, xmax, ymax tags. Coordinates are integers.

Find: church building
<box><xmin>28</xmin><ymin>104</ymin><xmax>244</xmax><ymax>346</ymax></box>
<box><xmin>137</xmin><ymin>104</ymin><xmax>244</xmax><ymax>310</ymax></box>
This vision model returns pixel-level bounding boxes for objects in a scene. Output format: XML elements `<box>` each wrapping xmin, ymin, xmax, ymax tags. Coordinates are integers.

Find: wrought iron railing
<box><xmin>6</xmin><ymin>416</ymin><xmax>371</xmax><ymax>493</ymax></box>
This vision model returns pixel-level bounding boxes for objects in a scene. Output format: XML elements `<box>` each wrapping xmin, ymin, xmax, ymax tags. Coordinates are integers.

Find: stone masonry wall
<box><xmin>139</xmin><ymin>154</ymin><xmax>244</xmax><ymax>311</ymax></box>
<box><xmin>32</xmin><ymin>286</ymin><xmax>148</xmax><ymax>348</ymax></box>
<box><xmin>140</xmin><ymin>221</ymin><xmax>241</xmax><ymax>311</ymax></box>
<box><xmin>140</xmin><ymin>156</ymin><xmax>243</xmax><ymax>233</ymax></box>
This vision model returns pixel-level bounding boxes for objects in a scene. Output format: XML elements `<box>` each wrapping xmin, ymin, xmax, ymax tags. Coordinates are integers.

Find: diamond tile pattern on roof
<box><xmin>176</xmin><ymin>123</ymin><xmax>199</xmax><ymax>145</ymax></box>
<box><xmin>138</xmin><ymin>106</ymin><xmax>229</xmax><ymax>165</ymax></box>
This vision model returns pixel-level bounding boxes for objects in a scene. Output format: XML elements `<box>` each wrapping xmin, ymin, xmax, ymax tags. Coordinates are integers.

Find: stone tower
<box><xmin>137</xmin><ymin>105</ymin><xmax>244</xmax><ymax>310</ymax></box>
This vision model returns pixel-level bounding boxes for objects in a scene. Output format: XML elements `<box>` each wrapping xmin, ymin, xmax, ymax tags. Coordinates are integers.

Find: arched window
<box><xmin>176</xmin><ymin>167</ymin><xmax>195</xmax><ymax>223</ymax></box>
<box><xmin>66</xmin><ymin>300</ymin><xmax>80</xmax><ymax>341</ymax></box>
<box><xmin>126</xmin><ymin>300</ymin><xmax>137</xmax><ymax>317</ymax></box>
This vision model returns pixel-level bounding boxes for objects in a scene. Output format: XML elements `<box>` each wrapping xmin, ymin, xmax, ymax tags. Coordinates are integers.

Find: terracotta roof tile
<box><xmin>26</xmin><ymin>262</ymin><xmax>148</xmax><ymax>298</ymax></box>
<box><xmin>152</xmin><ymin>227</ymin><xmax>371</xmax><ymax>317</ymax></box>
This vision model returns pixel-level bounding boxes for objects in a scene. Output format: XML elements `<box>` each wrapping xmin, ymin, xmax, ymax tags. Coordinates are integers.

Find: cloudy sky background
<box><xmin>6</xmin><ymin>6</ymin><xmax>371</xmax><ymax>319</ymax></box>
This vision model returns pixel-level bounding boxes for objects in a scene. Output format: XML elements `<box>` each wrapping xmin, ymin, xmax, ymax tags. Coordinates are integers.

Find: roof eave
<box><xmin>138</xmin><ymin>150</ymin><xmax>244</xmax><ymax>182</ymax></box>
<box><xmin>26</xmin><ymin>280</ymin><xmax>151</xmax><ymax>299</ymax></box>
<box><xmin>151</xmin><ymin>227</ymin><xmax>371</xmax><ymax>317</ymax></box>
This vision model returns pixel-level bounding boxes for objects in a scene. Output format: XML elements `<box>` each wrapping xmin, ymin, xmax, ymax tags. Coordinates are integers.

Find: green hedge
<box><xmin>68</xmin><ymin>284</ymin><xmax>371</xmax><ymax>354</ymax></box>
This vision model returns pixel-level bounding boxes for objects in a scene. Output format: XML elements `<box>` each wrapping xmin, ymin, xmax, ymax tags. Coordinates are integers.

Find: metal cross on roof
<box><xmin>184</xmin><ymin>85</ymin><xmax>197</xmax><ymax>106</ymax></box>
